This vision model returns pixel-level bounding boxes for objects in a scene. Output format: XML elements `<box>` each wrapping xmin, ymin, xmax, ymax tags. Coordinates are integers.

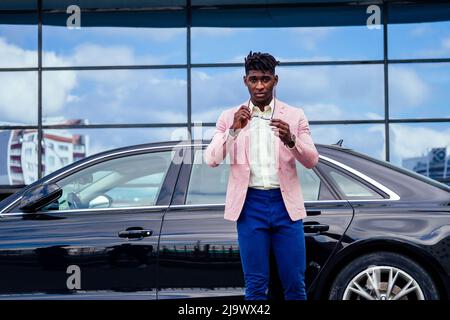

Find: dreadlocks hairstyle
<box><xmin>244</xmin><ymin>51</ymin><xmax>280</xmax><ymax>75</ymax></box>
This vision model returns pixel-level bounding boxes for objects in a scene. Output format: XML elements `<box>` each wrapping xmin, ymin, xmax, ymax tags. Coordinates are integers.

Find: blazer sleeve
<box><xmin>289</xmin><ymin>109</ymin><xmax>319</xmax><ymax>169</ymax></box>
<box><xmin>204</xmin><ymin>110</ymin><xmax>237</xmax><ymax>167</ymax></box>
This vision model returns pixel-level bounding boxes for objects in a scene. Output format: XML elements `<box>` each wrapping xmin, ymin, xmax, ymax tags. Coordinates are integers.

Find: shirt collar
<box><xmin>248</xmin><ymin>98</ymin><xmax>275</xmax><ymax>115</ymax></box>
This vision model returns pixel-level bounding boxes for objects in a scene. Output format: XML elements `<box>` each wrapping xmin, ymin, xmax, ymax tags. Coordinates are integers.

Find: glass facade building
<box><xmin>0</xmin><ymin>0</ymin><xmax>449</xmax><ymax>193</ymax></box>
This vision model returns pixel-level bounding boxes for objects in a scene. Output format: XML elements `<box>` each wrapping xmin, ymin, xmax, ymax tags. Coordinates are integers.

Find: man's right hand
<box><xmin>231</xmin><ymin>105</ymin><xmax>252</xmax><ymax>130</ymax></box>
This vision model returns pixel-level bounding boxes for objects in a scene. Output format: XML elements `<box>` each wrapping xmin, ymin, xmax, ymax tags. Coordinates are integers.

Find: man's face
<box><xmin>243</xmin><ymin>70</ymin><xmax>278</xmax><ymax>106</ymax></box>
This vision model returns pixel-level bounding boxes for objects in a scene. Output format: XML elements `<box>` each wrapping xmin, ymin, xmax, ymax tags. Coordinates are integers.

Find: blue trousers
<box><xmin>237</xmin><ymin>187</ymin><xmax>307</xmax><ymax>300</ymax></box>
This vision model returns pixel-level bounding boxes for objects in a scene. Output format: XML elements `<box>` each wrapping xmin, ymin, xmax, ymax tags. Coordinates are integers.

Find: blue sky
<box><xmin>0</xmin><ymin>17</ymin><xmax>450</xmax><ymax>176</ymax></box>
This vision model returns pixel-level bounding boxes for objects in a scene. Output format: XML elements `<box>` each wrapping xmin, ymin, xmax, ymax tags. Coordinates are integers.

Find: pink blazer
<box><xmin>204</xmin><ymin>99</ymin><xmax>319</xmax><ymax>222</ymax></box>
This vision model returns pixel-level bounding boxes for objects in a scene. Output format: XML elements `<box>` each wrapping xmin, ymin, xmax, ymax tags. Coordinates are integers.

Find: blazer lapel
<box><xmin>242</xmin><ymin>116</ymin><xmax>251</xmax><ymax>165</ymax></box>
<box><xmin>272</xmin><ymin>99</ymin><xmax>286</xmax><ymax>169</ymax></box>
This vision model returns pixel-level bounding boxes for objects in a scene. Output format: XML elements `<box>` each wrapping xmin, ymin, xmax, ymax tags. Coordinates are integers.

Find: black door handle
<box><xmin>303</xmin><ymin>223</ymin><xmax>329</xmax><ymax>233</ymax></box>
<box><xmin>118</xmin><ymin>227</ymin><xmax>153</xmax><ymax>239</ymax></box>
<box><xmin>306</xmin><ymin>210</ymin><xmax>322</xmax><ymax>216</ymax></box>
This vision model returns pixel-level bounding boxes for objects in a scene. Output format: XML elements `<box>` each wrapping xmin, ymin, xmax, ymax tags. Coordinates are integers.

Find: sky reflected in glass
<box><xmin>389</xmin><ymin>63</ymin><xmax>450</xmax><ymax>119</ymax></box>
<box><xmin>42</xmin><ymin>69</ymin><xmax>187</xmax><ymax>124</ymax></box>
<box><xmin>192</xmin><ymin>26</ymin><xmax>383</xmax><ymax>63</ymax></box>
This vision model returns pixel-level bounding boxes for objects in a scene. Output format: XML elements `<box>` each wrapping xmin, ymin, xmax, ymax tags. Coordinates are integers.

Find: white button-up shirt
<box><xmin>229</xmin><ymin>99</ymin><xmax>280</xmax><ymax>190</ymax></box>
<box><xmin>248</xmin><ymin>99</ymin><xmax>280</xmax><ymax>190</ymax></box>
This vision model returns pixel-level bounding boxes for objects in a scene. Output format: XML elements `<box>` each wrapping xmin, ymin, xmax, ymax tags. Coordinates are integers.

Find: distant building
<box><xmin>0</xmin><ymin>119</ymin><xmax>88</xmax><ymax>185</ymax></box>
<box><xmin>403</xmin><ymin>147</ymin><xmax>450</xmax><ymax>186</ymax></box>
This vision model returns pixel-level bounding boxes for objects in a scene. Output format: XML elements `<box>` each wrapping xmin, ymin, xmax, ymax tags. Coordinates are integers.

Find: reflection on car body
<box><xmin>0</xmin><ymin>141</ymin><xmax>449</xmax><ymax>300</ymax></box>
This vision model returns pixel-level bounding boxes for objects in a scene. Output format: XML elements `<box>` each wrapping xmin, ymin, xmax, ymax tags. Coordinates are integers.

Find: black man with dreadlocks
<box><xmin>204</xmin><ymin>52</ymin><xmax>319</xmax><ymax>300</ymax></box>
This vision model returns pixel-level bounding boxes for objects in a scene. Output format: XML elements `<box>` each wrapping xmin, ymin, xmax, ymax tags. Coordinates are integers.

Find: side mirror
<box><xmin>19</xmin><ymin>183</ymin><xmax>63</xmax><ymax>213</ymax></box>
<box><xmin>89</xmin><ymin>195</ymin><xmax>112</xmax><ymax>209</ymax></box>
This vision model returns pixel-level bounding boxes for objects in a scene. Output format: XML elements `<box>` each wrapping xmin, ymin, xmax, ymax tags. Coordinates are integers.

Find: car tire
<box><xmin>328</xmin><ymin>251</ymin><xmax>439</xmax><ymax>300</ymax></box>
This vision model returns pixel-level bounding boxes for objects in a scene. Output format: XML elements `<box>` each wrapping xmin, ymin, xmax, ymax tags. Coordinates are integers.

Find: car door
<box><xmin>157</xmin><ymin>146</ymin><xmax>242</xmax><ymax>299</ymax></box>
<box><xmin>157</xmin><ymin>146</ymin><xmax>354</xmax><ymax>299</ymax></box>
<box><xmin>299</xmin><ymin>161</ymin><xmax>354</xmax><ymax>291</ymax></box>
<box><xmin>0</xmin><ymin>147</ymin><xmax>182</xmax><ymax>299</ymax></box>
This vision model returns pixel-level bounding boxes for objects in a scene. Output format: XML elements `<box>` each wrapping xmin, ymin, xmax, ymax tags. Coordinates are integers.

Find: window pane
<box><xmin>388</xmin><ymin>3</ymin><xmax>450</xmax><ymax>59</ymax></box>
<box><xmin>192</xmin><ymin>26</ymin><xmax>383</xmax><ymax>64</ymax></box>
<box><xmin>0</xmin><ymin>71</ymin><xmax>37</xmax><ymax>125</ymax></box>
<box><xmin>186</xmin><ymin>150</ymin><xmax>229</xmax><ymax>204</ymax></box>
<box><xmin>389</xmin><ymin>21</ymin><xmax>450</xmax><ymax>59</ymax></box>
<box><xmin>0</xmin><ymin>129</ymin><xmax>39</xmax><ymax>185</ymax></box>
<box><xmin>42</xmin><ymin>151</ymin><xmax>173</xmax><ymax>211</ymax></box>
<box><xmin>277</xmin><ymin>65</ymin><xmax>384</xmax><ymax>121</ymax></box>
<box><xmin>311</xmin><ymin>124</ymin><xmax>386</xmax><ymax>161</ymax></box>
<box><xmin>42</xmin><ymin>13</ymin><xmax>186</xmax><ymax>66</ymax></box>
<box><xmin>42</xmin><ymin>69</ymin><xmax>187</xmax><ymax>124</ymax></box>
<box><xmin>0</xmin><ymin>15</ymin><xmax>38</xmax><ymax>68</ymax></box>
<box><xmin>42</xmin><ymin>127</ymin><xmax>188</xmax><ymax>174</ymax></box>
<box><xmin>192</xmin><ymin>65</ymin><xmax>384</xmax><ymax>123</ymax></box>
<box><xmin>328</xmin><ymin>169</ymin><xmax>382</xmax><ymax>199</ymax></box>
<box><xmin>389</xmin><ymin>63</ymin><xmax>450</xmax><ymax>119</ymax></box>
<box><xmin>295</xmin><ymin>164</ymin><xmax>320</xmax><ymax>201</ymax></box>
<box><xmin>390</xmin><ymin>123</ymin><xmax>450</xmax><ymax>186</ymax></box>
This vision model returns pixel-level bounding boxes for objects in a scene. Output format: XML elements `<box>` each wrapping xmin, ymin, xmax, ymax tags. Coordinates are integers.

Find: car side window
<box><xmin>326</xmin><ymin>167</ymin><xmax>384</xmax><ymax>200</ymax></box>
<box><xmin>41</xmin><ymin>151</ymin><xmax>173</xmax><ymax>211</ymax></box>
<box><xmin>185</xmin><ymin>150</ymin><xmax>324</xmax><ymax>204</ymax></box>
<box><xmin>186</xmin><ymin>150</ymin><xmax>230</xmax><ymax>205</ymax></box>
<box><xmin>295</xmin><ymin>162</ymin><xmax>321</xmax><ymax>201</ymax></box>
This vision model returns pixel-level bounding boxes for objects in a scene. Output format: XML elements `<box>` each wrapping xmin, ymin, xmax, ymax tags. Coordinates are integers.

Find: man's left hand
<box><xmin>270</xmin><ymin>119</ymin><xmax>295</xmax><ymax>147</ymax></box>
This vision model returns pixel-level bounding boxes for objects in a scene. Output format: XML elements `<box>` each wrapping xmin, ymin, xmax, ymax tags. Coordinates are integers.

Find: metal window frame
<box><xmin>0</xmin><ymin>0</ymin><xmax>449</xmax><ymax>187</ymax></box>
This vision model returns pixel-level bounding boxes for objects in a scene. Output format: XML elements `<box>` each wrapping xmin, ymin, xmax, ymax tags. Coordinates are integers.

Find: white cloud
<box><xmin>0</xmin><ymin>72</ymin><xmax>38</xmax><ymax>124</ymax></box>
<box><xmin>66</xmin><ymin>94</ymin><xmax>80</xmax><ymax>103</ymax></box>
<box><xmin>276</xmin><ymin>65</ymin><xmax>384</xmax><ymax>117</ymax></box>
<box><xmin>43</xmin><ymin>70</ymin><xmax>78</xmax><ymax>115</ymax></box>
<box><xmin>310</xmin><ymin>124</ymin><xmax>385</xmax><ymax>160</ymax></box>
<box><xmin>191</xmin><ymin>68</ymin><xmax>247</xmax><ymax>121</ymax></box>
<box><xmin>368</xmin><ymin>125</ymin><xmax>386</xmax><ymax>160</ymax></box>
<box><xmin>191</xmin><ymin>65</ymin><xmax>387</xmax><ymax>121</ymax></box>
<box><xmin>301</xmin><ymin>103</ymin><xmax>342</xmax><ymax>120</ymax></box>
<box><xmin>0</xmin><ymin>38</ymin><xmax>39</xmax><ymax>123</ymax></box>
<box><xmin>191</xmin><ymin>108</ymin><xmax>225</xmax><ymax>123</ymax></box>
<box><xmin>390</xmin><ymin>124</ymin><xmax>450</xmax><ymax>164</ymax></box>
<box><xmin>366</xmin><ymin>112</ymin><xmax>383</xmax><ymax>120</ymax></box>
<box><xmin>410</xmin><ymin>25</ymin><xmax>432</xmax><ymax>37</ymax></box>
<box><xmin>72</xmin><ymin>43</ymin><xmax>161</xmax><ymax>66</ymax></box>
<box><xmin>89</xmin><ymin>27</ymin><xmax>185</xmax><ymax>42</ymax></box>
<box><xmin>150</xmin><ymin>110</ymin><xmax>186</xmax><ymax>123</ymax></box>
<box><xmin>0</xmin><ymin>38</ymin><xmax>78</xmax><ymax>124</ymax></box>
<box><xmin>309</xmin><ymin>126</ymin><xmax>341</xmax><ymax>144</ymax></box>
<box><xmin>195</xmin><ymin>71</ymin><xmax>212</xmax><ymax>81</ymax></box>
<box><xmin>417</xmin><ymin>36</ymin><xmax>450</xmax><ymax>58</ymax></box>
<box><xmin>389</xmin><ymin>66</ymin><xmax>429</xmax><ymax>108</ymax></box>
<box><xmin>442</xmin><ymin>37</ymin><xmax>450</xmax><ymax>51</ymax></box>
<box><xmin>0</xmin><ymin>37</ymin><xmax>37</xmax><ymax>68</ymax></box>
<box><xmin>192</xmin><ymin>28</ymin><xmax>238</xmax><ymax>38</ymax></box>
<box><xmin>0</xmin><ymin>37</ymin><xmax>190</xmax><ymax>126</ymax></box>
<box><xmin>289</xmin><ymin>27</ymin><xmax>334</xmax><ymax>51</ymax></box>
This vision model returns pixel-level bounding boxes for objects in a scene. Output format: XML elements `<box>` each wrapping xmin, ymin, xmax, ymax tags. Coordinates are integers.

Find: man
<box><xmin>204</xmin><ymin>51</ymin><xmax>319</xmax><ymax>300</ymax></box>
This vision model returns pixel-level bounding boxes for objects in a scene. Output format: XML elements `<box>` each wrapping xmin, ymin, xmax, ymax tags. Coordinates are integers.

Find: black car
<box><xmin>0</xmin><ymin>141</ymin><xmax>449</xmax><ymax>300</ymax></box>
